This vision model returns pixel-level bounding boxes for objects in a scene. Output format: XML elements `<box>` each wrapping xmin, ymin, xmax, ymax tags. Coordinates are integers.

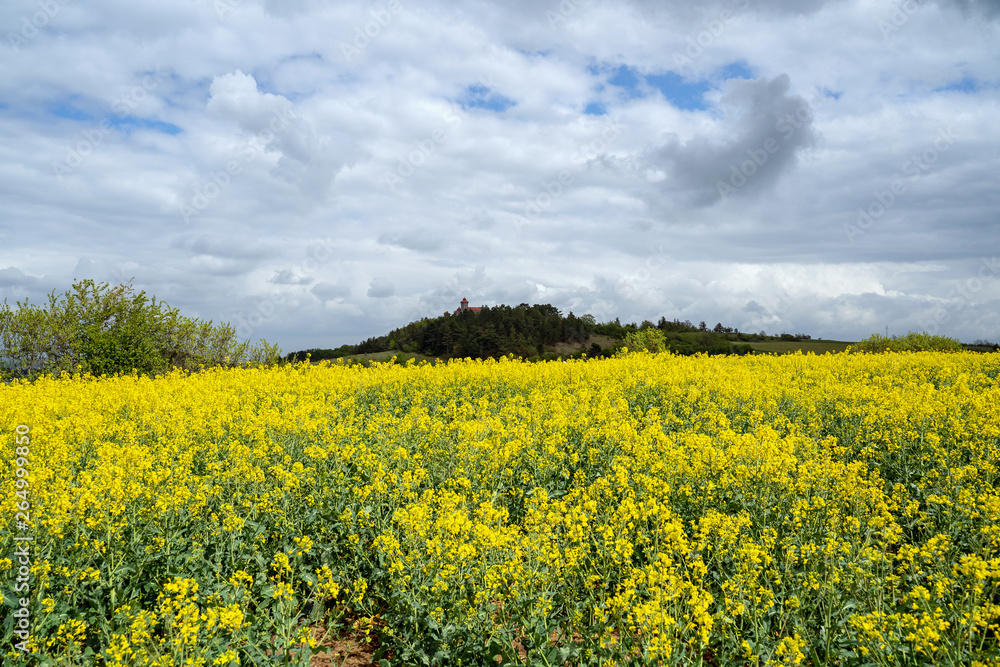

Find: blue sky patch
<box><xmin>717</xmin><ymin>61</ymin><xmax>754</xmax><ymax>81</ymax></box>
<box><xmin>51</xmin><ymin>104</ymin><xmax>94</xmax><ymax>122</ymax></box>
<box><xmin>598</xmin><ymin>61</ymin><xmax>756</xmax><ymax>111</ymax></box>
<box><xmin>645</xmin><ymin>72</ymin><xmax>712</xmax><ymax>110</ymax></box>
<box><xmin>460</xmin><ymin>84</ymin><xmax>516</xmax><ymax>112</ymax></box>
<box><xmin>107</xmin><ymin>117</ymin><xmax>182</xmax><ymax>135</ymax></box>
<box><xmin>608</xmin><ymin>65</ymin><xmax>644</xmax><ymax>99</ymax></box>
<box><xmin>935</xmin><ymin>77</ymin><xmax>979</xmax><ymax>94</ymax></box>
<box><xmin>584</xmin><ymin>101</ymin><xmax>606</xmax><ymax>115</ymax></box>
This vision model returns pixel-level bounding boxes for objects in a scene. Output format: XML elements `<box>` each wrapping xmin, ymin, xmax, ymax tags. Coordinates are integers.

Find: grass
<box><xmin>549</xmin><ymin>334</ymin><xmax>619</xmax><ymax>356</ymax></box>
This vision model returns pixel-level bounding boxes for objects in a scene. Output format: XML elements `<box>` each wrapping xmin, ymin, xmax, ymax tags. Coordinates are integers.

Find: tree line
<box><xmin>287</xmin><ymin>305</ymin><xmax>765</xmax><ymax>363</ymax></box>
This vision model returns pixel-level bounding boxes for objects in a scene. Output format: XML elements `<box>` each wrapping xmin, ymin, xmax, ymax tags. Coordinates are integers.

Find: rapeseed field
<box><xmin>2</xmin><ymin>351</ymin><xmax>999</xmax><ymax>666</ymax></box>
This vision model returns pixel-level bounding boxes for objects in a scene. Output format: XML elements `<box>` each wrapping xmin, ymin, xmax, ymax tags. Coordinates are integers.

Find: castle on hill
<box><xmin>450</xmin><ymin>297</ymin><xmax>481</xmax><ymax>316</ymax></box>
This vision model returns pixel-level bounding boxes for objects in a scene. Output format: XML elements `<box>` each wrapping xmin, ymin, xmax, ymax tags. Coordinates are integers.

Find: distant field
<box><xmin>748</xmin><ymin>339</ymin><xmax>854</xmax><ymax>354</ymax></box>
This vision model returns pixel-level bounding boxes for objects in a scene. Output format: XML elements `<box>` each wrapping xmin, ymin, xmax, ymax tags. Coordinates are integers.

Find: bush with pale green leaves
<box><xmin>622</xmin><ymin>327</ymin><xmax>668</xmax><ymax>353</ymax></box>
<box><xmin>0</xmin><ymin>280</ymin><xmax>281</xmax><ymax>381</ymax></box>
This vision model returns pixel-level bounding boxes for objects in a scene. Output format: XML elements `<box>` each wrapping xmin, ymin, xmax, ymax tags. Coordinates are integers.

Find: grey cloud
<box><xmin>261</xmin><ymin>0</ymin><xmax>315</xmax><ymax>18</ymax></box>
<box><xmin>169</xmin><ymin>234</ymin><xmax>275</xmax><ymax>260</ymax></box>
<box><xmin>624</xmin><ymin>0</ymin><xmax>833</xmax><ymax>22</ymax></box>
<box><xmin>0</xmin><ymin>267</ymin><xmax>43</xmax><ymax>290</ymax></box>
<box><xmin>377</xmin><ymin>231</ymin><xmax>446</xmax><ymax>252</ymax></box>
<box><xmin>186</xmin><ymin>258</ymin><xmax>258</xmax><ymax>276</ymax></box>
<box><xmin>462</xmin><ymin>214</ymin><xmax>497</xmax><ymax>230</ymax></box>
<box><xmin>938</xmin><ymin>0</ymin><xmax>1000</xmax><ymax>19</ymax></box>
<box><xmin>417</xmin><ymin>265</ymin><xmax>493</xmax><ymax>315</ymax></box>
<box><xmin>651</xmin><ymin>74</ymin><xmax>817</xmax><ymax>207</ymax></box>
<box><xmin>367</xmin><ymin>277</ymin><xmax>396</xmax><ymax>298</ymax></box>
<box><xmin>311</xmin><ymin>282</ymin><xmax>351</xmax><ymax>301</ymax></box>
<box><xmin>271</xmin><ymin>269</ymin><xmax>314</xmax><ymax>285</ymax></box>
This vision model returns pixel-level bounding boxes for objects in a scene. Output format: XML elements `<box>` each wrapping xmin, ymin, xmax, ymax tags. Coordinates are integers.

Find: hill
<box><xmin>287</xmin><ymin>301</ymin><xmax>998</xmax><ymax>363</ymax></box>
<box><xmin>286</xmin><ymin>304</ymin><xmax>997</xmax><ymax>364</ymax></box>
<box><xmin>286</xmin><ymin>305</ymin><xmax>820</xmax><ymax>363</ymax></box>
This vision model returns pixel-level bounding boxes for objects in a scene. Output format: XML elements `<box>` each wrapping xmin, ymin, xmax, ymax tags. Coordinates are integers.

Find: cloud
<box><xmin>311</xmin><ymin>282</ymin><xmax>351</xmax><ymax>302</ymax></box>
<box><xmin>206</xmin><ymin>69</ymin><xmax>362</xmax><ymax>198</ymax></box>
<box><xmin>938</xmin><ymin>0</ymin><xmax>1000</xmax><ymax>19</ymax></box>
<box><xmin>650</xmin><ymin>74</ymin><xmax>817</xmax><ymax>207</ymax></box>
<box><xmin>377</xmin><ymin>231</ymin><xmax>446</xmax><ymax>252</ymax></box>
<box><xmin>1</xmin><ymin>0</ymin><xmax>997</xmax><ymax>351</ymax></box>
<box><xmin>271</xmin><ymin>269</ymin><xmax>314</xmax><ymax>285</ymax></box>
<box><xmin>0</xmin><ymin>267</ymin><xmax>43</xmax><ymax>290</ymax></box>
<box><xmin>170</xmin><ymin>234</ymin><xmax>274</xmax><ymax>260</ymax></box>
<box><xmin>367</xmin><ymin>277</ymin><xmax>395</xmax><ymax>299</ymax></box>
<box><xmin>207</xmin><ymin>70</ymin><xmax>296</xmax><ymax>134</ymax></box>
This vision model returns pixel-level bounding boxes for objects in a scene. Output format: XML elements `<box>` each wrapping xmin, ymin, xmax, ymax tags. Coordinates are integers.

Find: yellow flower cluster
<box><xmin>2</xmin><ymin>351</ymin><xmax>999</xmax><ymax>664</ymax></box>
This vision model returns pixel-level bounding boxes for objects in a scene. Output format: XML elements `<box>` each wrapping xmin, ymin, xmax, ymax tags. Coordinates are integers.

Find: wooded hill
<box><xmin>285</xmin><ymin>304</ymin><xmax>788</xmax><ymax>363</ymax></box>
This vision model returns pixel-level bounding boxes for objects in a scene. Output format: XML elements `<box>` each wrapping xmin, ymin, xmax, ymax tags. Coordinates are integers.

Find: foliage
<box><xmin>285</xmin><ymin>345</ymin><xmax>357</xmax><ymax>363</ymax></box>
<box><xmin>2</xmin><ymin>352</ymin><xmax>999</xmax><ymax>665</ymax></box>
<box><xmin>850</xmin><ymin>331</ymin><xmax>965</xmax><ymax>353</ymax></box>
<box><xmin>624</xmin><ymin>328</ymin><xmax>668</xmax><ymax>353</ymax></box>
<box><xmin>294</xmin><ymin>306</ymin><xmax>763</xmax><ymax>363</ymax></box>
<box><xmin>0</xmin><ymin>280</ymin><xmax>281</xmax><ymax>381</ymax></box>
<box><xmin>351</xmin><ymin>303</ymin><xmax>591</xmax><ymax>360</ymax></box>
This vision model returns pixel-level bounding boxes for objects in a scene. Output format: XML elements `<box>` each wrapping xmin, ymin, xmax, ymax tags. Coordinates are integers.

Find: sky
<box><xmin>1</xmin><ymin>0</ymin><xmax>998</xmax><ymax>352</ymax></box>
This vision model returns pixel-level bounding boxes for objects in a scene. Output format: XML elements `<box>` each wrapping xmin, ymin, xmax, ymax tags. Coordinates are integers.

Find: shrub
<box><xmin>850</xmin><ymin>331</ymin><xmax>964</xmax><ymax>353</ymax></box>
<box><xmin>623</xmin><ymin>328</ymin><xmax>668</xmax><ymax>353</ymax></box>
<box><xmin>0</xmin><ymin>279</ymin><xmax>281</xmax><ymax>380</ymax></box>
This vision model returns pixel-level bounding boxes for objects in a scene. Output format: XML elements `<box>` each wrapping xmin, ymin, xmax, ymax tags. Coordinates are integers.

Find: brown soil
<box><xmin>306</xmin><ymin>623</ymin><xmax>379</xmax><ymax>667</ymax></box>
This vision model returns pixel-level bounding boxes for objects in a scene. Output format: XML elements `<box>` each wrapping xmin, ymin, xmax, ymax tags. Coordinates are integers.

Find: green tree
<box><xmin>623</xmin><ymin>328</ymin><xmax>668</xmax><ymax>353</ymax></box>
<box><xmin>0</xmin><ymin>279</ymin><xmax>281</xmax><ymax>380</ymax></box>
